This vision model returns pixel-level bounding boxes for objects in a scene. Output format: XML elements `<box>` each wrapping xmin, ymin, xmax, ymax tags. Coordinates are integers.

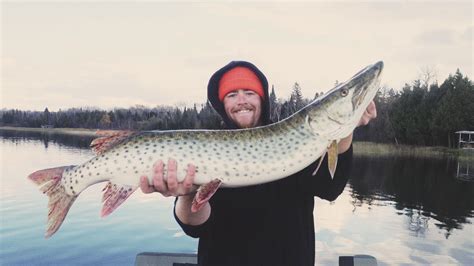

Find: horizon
<box><xmin>1</xmin><ymin>66</ymin><xmax>471</xmax><ymax>113</ymax></box>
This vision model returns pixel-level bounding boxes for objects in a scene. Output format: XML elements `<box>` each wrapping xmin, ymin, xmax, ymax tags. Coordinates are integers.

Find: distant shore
<box><xmin>1</xmin><ymin>126</ymin><xmax>472</xmax><ymax>160</ymax></box>
<box><xmin>0</xmin><ymin>126</ymin><xmax>97</xmax><ymax>136</ymax></box>
<box><xmin>353</xmin><ymin>141</ymin><xmax>473</xmax><ymax>160</ymax></box>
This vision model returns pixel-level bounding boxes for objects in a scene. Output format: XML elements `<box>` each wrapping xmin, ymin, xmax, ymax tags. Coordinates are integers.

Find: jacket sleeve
<box><xmin>298</xmin><ymin>145</ymin><xmax>353</xmax><ymax>200</ymax></box>
<box><xmin>173</xmin><ymin>197</ymin><xmax>212</xmax><ymax>238</ymax></box>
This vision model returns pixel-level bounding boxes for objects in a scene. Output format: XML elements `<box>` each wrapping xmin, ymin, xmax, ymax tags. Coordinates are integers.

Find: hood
<box><xmin>207</xmin><ymin>61</ymin><xmax>271</xmax><ymax>129</ymax></box>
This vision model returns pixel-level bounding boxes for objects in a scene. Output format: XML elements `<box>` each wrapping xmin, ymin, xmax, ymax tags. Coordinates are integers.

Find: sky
<box><xmin>1</xmin><ymin>1</ymin><xmax>473</xmax><ymax>111</ymax></box>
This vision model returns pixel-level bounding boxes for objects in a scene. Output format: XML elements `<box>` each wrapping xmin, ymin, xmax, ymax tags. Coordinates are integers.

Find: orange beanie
<box><xmin>218</xmin><ymin>66</ymin><xmax>264</xmax><ymax>101</ymax></box>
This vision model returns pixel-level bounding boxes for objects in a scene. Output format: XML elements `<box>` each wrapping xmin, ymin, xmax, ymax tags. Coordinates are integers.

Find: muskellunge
<box><xmin>28</xmin><ymin>61</ymin><xmax>383</xmax><ymax>238</ymax></box>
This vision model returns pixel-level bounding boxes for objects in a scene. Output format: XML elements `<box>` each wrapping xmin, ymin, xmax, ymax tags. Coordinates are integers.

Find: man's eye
<box><xmin>226</xmin><ymin>92</ymin><xmax>237</xmax><ymax>98</ymax></box>
<box><xmin>245</xmin><ymin>91</ymin><xmax>256</xmax><ymax>96</ymax></box>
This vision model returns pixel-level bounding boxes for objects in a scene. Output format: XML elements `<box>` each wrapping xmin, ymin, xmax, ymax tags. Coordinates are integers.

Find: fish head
<box><xmin>306</xmin><ymin>61</ymin><xmax>383</xmax><ymax>139</ymax></box>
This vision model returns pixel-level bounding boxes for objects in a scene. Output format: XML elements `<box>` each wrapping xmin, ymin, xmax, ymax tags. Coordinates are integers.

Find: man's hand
<box><xmin>140</xmin><ymin>158</ymin><xmax>198</xmax><ymax>197</ymax></box>
<box><xmin>338</xmin><ymin>101</ymin><xmax>377</xmax><ymax>153</ymax></box>
<box><xmin>358</xmin><ymin>101</ymin><xmax>377</xmax><ymax>127</ymax></box>
<box><xmin>140</xmin><ymin>158</ymin><xmax>210</xmax><ymax>226</ymax></box>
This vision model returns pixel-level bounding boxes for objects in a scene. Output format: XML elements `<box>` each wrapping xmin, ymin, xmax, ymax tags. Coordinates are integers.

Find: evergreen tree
<box><xmin>431</xmin><ymin>70</ymin><xmax>474</xmax><ymax>147</ymax></box>
<box><xmin>42</xmin><ymin>107</ymin><xmax>51</xmax><ymax>126</ymax></box>
<box><xmin>269</xmin><ymin>85</ymin><xmax>280</xmax><ymax>122</ymax></box>
<box><xmin>389</xmin><ymin>81</ymin><xmax>434</xmax><ymax>145</ymax></box>
<box><xmin>291</xmin><ymin>82</ymin><xmax>305</xmax><ymax>111</ymax></box>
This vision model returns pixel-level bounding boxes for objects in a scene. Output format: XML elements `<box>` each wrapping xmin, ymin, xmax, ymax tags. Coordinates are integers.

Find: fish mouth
<box><xmin>351</xmin><ymin>61</ymin><xmax>383</xmax><ymax>111</ymax></box>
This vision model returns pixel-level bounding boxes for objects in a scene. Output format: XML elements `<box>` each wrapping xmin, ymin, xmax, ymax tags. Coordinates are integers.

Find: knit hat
<box><xmin>218</xmin><ymin>66</ymin><xmax>265</xmax><ymax>101</ymax></box>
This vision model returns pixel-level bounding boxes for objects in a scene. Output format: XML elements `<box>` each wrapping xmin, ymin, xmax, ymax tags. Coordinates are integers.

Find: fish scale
<box><xmin>28</xmin><ymin>61</ymin><xmax>383</xmax><ymax>238</ymax></box>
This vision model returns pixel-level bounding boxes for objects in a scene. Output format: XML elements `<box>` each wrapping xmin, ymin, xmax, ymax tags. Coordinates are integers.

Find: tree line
<box><xmin>1</xmin><ymin>69</ymin><xmax>472</xmax><ymax>147</ymax></box>
<box><xmin>355</xmin><ymin>69</ymin><xmax>473</xmax><ymax>147</ymax></box>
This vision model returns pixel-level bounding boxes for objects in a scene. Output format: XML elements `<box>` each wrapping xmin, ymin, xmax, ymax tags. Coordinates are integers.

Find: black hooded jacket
<box><xmin>174</xmin><ymin>61</ymin><xmax>352</xmax><ymax>266</ymax></box>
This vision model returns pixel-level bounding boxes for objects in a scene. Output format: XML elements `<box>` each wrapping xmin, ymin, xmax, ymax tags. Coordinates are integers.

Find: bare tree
<box><xmin>418</xmin><ymin>65</ymin><xmax>438</xmax><ymax>89</ymax></box>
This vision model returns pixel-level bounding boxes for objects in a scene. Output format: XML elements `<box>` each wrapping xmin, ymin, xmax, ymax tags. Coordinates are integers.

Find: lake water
<box><xmin>1</xmin><ymin>131</ymin><xmax>473</xmax><ymax>265</ymax></box>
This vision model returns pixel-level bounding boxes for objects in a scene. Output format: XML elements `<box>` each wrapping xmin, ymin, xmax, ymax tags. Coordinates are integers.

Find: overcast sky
<box><xmin>1</xmin><ymin>1</ymin><xmax>472</xmax><ymax>111</ymax></box>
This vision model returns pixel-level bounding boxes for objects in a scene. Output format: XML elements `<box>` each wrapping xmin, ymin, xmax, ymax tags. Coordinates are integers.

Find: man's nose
<box><xmin>236</xmin><ymin>91</ymin><xmax>247</xmax><ymax>103</ymax></box>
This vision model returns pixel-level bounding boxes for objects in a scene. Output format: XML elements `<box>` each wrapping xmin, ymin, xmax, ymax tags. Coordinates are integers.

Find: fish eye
<box><xmin>340</xmin><ymin>89</ymin><xmax>349</xmax><ymax>97</ymax></box>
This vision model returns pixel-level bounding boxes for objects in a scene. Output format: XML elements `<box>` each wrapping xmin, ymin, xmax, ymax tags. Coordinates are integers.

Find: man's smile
<box><xmin>234</xmin><ymin>108</ymin><xmax>254</xmax><ymax>114</ymax></box>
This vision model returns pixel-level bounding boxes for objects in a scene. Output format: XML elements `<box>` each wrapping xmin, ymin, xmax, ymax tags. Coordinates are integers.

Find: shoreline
<box><xmin>353</xmin><ymin>141</ymin><xmax>473</xmax><ymax>160</ymax></box>
<box><xmin>1</xmin><ymin>126</ymin><xmax>472</xmax><ymax>159</ymax></box>
<box><xmin>0</xmin><ymin>126</ymin><xmax>97</xmax><ymax>136</ymax></box>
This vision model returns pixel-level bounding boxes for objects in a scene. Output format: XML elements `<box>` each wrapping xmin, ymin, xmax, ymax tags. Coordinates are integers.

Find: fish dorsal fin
<box><xmin>327</xmin><ymin>140</ymin><xmax>338</xmax><ymax>179</ymax></box>
<box><xmin>90</xmin><ymin>130</ymin><xmax>136</xmax><ymax>155</ymax></box>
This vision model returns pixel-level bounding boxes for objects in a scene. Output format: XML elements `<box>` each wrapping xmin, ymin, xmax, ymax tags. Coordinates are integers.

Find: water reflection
<box><xmin>351</xmin><ymin>155</ymin><xmax>474</xmax><ymax>239</ymax></box>
<box><xmin>457</xmin><ymin>159</ymin><xmax>474</xmax><ymax>181</ymax></box>
<box><xmin>0</xmin><ymin>130</ymin><xmax>94</xmax><ymax>149</ymax></box>
<box><xmin>406</xmin><ymin>208</ymin><xmax>429</xmax><ymax>238</ymax></box>
<box><xmin>1</xmin><ymin>132</ymin><xmax>473</xmax><ymax>264</ymax></box>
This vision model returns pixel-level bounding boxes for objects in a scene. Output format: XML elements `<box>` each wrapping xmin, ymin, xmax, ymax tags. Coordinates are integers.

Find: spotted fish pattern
<box><xmin>28</xmin><ymin>61</ymin><xmax>384</xmax><ymax>238</ymax></box>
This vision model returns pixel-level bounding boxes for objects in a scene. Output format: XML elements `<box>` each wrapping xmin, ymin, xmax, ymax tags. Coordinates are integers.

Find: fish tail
<box><xmin>28</xmin><ymin>166</ymin><xmax>78</xmax><ymax>238</ymax></box>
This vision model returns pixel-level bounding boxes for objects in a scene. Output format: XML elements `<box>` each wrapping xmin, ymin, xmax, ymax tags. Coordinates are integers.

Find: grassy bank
<box><xmin>0</xmin><ymin>126</ymin><xmax>97</xmax><ymax>137</ymax></box>
<box><xmin>353</xmin><ymin>141</ymin><xmax>474</xmax><ymax>160</ymax></box>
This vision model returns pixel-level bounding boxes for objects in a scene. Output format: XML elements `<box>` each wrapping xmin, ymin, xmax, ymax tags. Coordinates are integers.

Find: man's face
<box><xmin>223</xmin><ymin>89</ymin><xmax>262</xmax><ymax>128</ymax></box>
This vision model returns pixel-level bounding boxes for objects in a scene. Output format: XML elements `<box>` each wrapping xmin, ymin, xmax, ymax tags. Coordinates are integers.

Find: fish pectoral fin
<box><xmin>327</xmin><ymin>140</ymin><xmax>339</xmax><ymax>179</ymax></box>
<box><xmin>90</xmin><ymin>130</ymin><xmax>137</xmax><ymax>155</ymax></box>
<box><xmin>312</xmin><ymin>150</ymin><xmax>327</xmax><ymax>176</ymax></box>
<box><xmin>101</xmin><ymin>182</ymin><xmax>138</xmax><ymax>217</ymax></box>
<box><xmin>191</xmin><ymin>179</ymin><xmax>222</xmax><ymax>212</ymax></box>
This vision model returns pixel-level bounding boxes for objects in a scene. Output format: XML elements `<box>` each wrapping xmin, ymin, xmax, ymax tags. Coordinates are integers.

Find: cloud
<box><xmin>415</xmin><ymin>29</ymin><xmax>456</xmax><ymax>45</ymax></box>
<box><xmin>415</xmin><ymin>26</ymin><xmax>473</xmax><ymax>47</ymax></box>
<box><xmin>462</xmin><ymin>26</ymin><xmax>473</xmax><ymax>42</ymax></box>
<box><xmin>2</xmin><ymin>2</ymin><xmax>472</xmax><ymax>110</ymax></box>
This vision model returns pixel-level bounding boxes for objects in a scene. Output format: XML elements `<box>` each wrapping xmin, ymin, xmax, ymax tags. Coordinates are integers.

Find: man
<box><xmin>140</xmin><ymin>61</ymin><xmax>376</xmax><ymax>265</ymax></box>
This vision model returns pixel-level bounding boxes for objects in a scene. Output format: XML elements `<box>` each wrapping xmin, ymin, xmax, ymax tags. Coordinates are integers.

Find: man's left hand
<box><xmin>358</xmin><ymin>101</ymin><xmax>377</xmax><ymax>127</ymax></box>
<box><xmin>338</xmin><ymin>101</ymin><xmax>377</xmax><ymax>154</ymax></box>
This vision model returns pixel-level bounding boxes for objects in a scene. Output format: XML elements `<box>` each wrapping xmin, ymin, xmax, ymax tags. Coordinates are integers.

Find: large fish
<box><xmin>28</xmin><ymin>61</ymin><xmax>383</xmax><ymax>238</ymax></box>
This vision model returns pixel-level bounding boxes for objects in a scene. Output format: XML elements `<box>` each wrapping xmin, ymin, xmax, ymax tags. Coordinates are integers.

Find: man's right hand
<box><xmin>139</xmin><ymin>158</ymin><xmax>198</xmax><ymax>197</ymax></box>
<box><xmin>140</xmin><ymin>158</ymin><xmax>211</xmax><ymax>225</ymax></box>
